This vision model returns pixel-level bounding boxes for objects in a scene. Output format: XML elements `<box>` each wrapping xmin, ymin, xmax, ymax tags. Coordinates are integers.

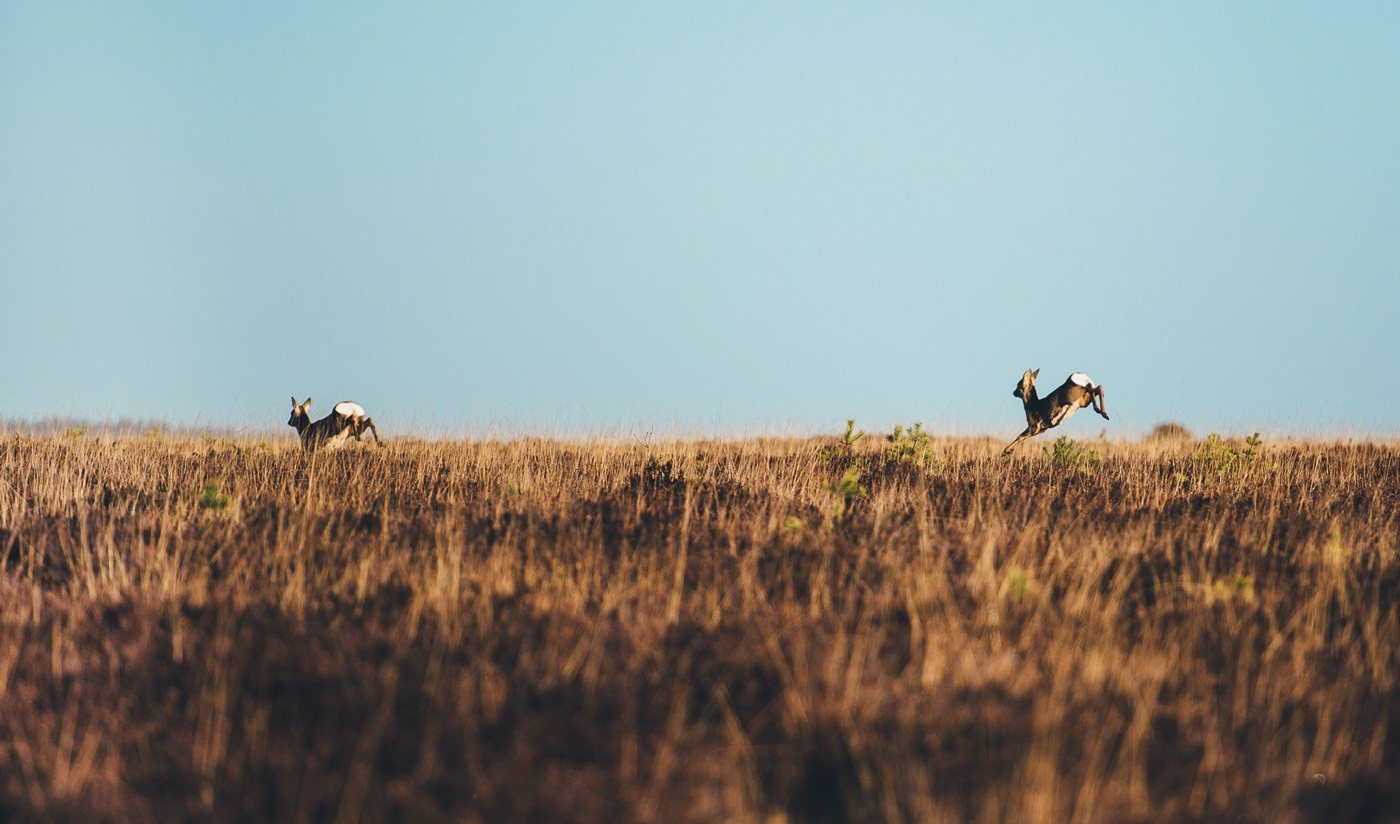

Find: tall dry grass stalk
<box><xmin>0</xmin><ymin>430</ymin><xmax>1396</xmax><ymax>822</ymax></box>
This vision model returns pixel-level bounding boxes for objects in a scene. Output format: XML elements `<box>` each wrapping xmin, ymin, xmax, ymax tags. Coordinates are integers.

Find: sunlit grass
<box><xmin>0</xmin><ymin>430</ymin><xmax>1395</xmax><ymax>822</ymax></box>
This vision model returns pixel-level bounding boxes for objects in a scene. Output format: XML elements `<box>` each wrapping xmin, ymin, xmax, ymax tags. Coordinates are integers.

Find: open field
<box><xmin>0</xmin><ymin>428</ymin><xmax>1397</xmax><ymax>822</ymax></box>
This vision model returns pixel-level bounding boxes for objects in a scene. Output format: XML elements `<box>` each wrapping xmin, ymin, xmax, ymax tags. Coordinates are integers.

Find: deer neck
<box><xmin>1022</xmin><ymin>387</ymin><xmax>1051</xmax><ymax>427</ymax></box>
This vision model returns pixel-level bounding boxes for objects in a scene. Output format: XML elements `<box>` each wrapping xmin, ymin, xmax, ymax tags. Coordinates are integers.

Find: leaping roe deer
<box><xmin>288</xmin><ymin>397</ymin><xmax>383</xmax><ymax>452</ymax></box>
<box><xmin>1002</xmin><ymin>369</ymin><xmax>1109</xmax><ymax>456</ymax></box>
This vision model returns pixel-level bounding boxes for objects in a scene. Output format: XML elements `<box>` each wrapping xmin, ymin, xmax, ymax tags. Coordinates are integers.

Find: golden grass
<box><xmin>0</xmin><ymin>429</ymin><xmax>1397</xmax><ymax>822</ymax></box>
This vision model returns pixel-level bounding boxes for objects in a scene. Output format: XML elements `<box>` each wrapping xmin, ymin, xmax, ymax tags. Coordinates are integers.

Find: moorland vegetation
<box><xmin>0</xmin><ymin>426</ymin><xmax>1397</xmax><ymax>822</ymax></box>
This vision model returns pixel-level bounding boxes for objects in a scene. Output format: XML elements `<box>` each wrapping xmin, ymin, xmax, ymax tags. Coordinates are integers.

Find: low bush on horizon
<box><xmin>0</xmin><ymin>430</ymin><xmax>1397</xmax><ymax>822</ymax></box>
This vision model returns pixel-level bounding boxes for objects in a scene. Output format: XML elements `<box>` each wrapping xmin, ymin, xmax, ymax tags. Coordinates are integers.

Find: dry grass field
<box><xmin>1</xmin><ymin>426</ymin><xmax>1398</xmax><ymax>823</ymax></box>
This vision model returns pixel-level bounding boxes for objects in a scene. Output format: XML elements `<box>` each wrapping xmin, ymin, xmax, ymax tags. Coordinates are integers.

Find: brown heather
<box><xmin>1</xmin><ymin>431</ymin><xmax>1398</xmax><ymax>823</ymax></box>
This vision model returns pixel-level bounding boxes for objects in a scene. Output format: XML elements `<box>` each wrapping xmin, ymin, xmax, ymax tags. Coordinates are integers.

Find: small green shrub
<box><xmin>823</xmin><ymin>468</ymin><xmax>866</xmax><ymax>520</ymax></box>
<box><xmin>198</xmin><ymin>481</ymin><xmax>231</xmax><ymax>511</ymax></box>
<box><xmin>817</xmin><ymin>419</ymin><xmax>867</xmax><ymax>466</ymax></box>
<box><xmin>1192</xmin><ymin>432</ymin><xmax>1262</xmax><ymax>475</ymax></box>
<box><xmin>1210</xmin><ymin>573</ymin><xmax>1255</xmax><ymax>604</ymax></box>
<box><xmin>1007</xmin><ymin>567</ymin><xmax>1031</xmax><ymax>604</ymax></box>
<box><xmin>884</xmin><ymin>422</ymin><xmax>934</xmax><ymax>467</ymax></box>
<box><xmin>840</xmin><ymin>420</ymin><xmax>866</xmax><ymax>449</ymax></box>
<box><xmin>1045</xmin><ymin>436</ymin><xmax>1100</xmax><ymax>472</ymax></box>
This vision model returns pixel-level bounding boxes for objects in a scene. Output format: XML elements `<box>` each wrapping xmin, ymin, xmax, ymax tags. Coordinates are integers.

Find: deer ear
<box><xmin>304</xmin><ymin>397</ymin><xmax>312</xmax><ymax>408</ymax></box>
<box><xmin>291</xmin><ymin>396</ymin><xmax>298</xmax><ymax>407</ymax></box>
<box><xmin>1032</xmin><ymin>369</ymin><xmax>1040</xmax><ymax>379</ymax></box>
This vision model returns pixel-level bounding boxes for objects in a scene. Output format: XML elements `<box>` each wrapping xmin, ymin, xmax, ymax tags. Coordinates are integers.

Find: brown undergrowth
<box><xmin>0</xmin><ymin>430</ymin><xmax>1398</xmax><ymax>823</ymax></box>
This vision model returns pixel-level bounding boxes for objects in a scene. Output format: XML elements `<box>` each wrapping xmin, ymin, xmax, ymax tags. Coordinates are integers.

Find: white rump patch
<box><xmin>334</xmin><ymin>401</ymin><xmax>366</xmax><ymax>419</ymax></box>
<box><xmin>1069</xmin><ymin>372</ymin><xmax>1095</xmax><ymax>388</ymax></box>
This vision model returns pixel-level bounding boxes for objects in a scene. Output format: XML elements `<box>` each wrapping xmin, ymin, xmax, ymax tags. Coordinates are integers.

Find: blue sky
<box><xmin>3</xmin><ymin>4</ymin><xmax>1397</xmax><ymax>436</ymax></box>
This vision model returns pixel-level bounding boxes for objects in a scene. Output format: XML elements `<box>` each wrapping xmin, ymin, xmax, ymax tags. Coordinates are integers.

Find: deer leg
<box><xmin>1093</xmin><ymin>386</ymin><xmax>1110</xmax><ymax>420</ymax></box>
<box><xmin>1002</xmin><ymin>427</ymin><xmax>1034</xmax><ymax>456</ymax></box>
<box><xmin>362</xmin><ymin>418</ymin><xmax>383</xmax><ymax>446</ymax></box>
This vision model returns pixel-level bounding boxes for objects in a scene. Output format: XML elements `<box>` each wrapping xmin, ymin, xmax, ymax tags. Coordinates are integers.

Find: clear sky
<box><xmin>3</xmin><ymin>4</ymin><xmax>1397</xmax><ymax>437</ymax></box>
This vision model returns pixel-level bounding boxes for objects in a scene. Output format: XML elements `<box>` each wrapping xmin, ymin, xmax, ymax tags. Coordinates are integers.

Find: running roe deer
<box><xmin>288</xmin><ymin>397</ymin><xmax>383</xmax><ymax>452</ymax></box>
<box><xmin>1002</xmin><ymin>369</ymin><xmax>1109</xmax><ymax>456</ymax></box>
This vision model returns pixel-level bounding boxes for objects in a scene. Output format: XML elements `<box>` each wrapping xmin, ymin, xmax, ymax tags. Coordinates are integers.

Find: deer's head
<box><xmin>1012</xmin><ymin>369</ymin><xmax>1039</xmax><ymax>401</ymax></box>
<box><xmin>289</xmin><ymin>396</ymin><xmax>312</xmax><ymax>430</ymax></box>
